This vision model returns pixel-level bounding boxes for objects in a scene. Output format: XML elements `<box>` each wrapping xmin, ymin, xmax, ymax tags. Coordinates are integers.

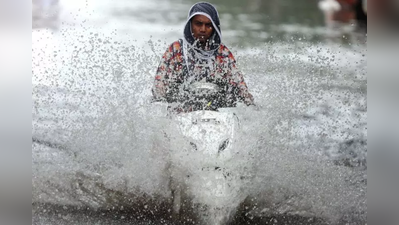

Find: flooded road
<box><xmin>32</xmin><ymin>0</ymin><xmax>367</xmax><ymax>224</ymax></box>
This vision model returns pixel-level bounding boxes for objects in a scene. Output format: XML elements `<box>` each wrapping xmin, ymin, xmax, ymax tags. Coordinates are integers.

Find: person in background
<box><xmin>318</xmin><ymin>0</ymin><xmax>367</xmax><ymax>31</ymax></box>
<box><xmin>151</xmin><ymin>2</ymin><xmax>254</xmax><ymax>112</ymax></box>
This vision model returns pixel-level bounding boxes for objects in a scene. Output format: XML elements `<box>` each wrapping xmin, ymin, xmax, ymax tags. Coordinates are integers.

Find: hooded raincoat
<box><xmin>152</xmin><ymin>2</ymin><xmax>254</xmax><ymax>110</ymax></box>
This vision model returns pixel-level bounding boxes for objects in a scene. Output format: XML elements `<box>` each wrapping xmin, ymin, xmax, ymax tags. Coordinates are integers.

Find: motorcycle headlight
<box><xmin>218</xmin><ymin>139</ymin><xmax>230</xmax><ymax>153</ymax></box>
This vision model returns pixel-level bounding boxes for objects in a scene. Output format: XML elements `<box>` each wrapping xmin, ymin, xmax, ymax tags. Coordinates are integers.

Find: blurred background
<box><xmin>32</xmin><ymin>0</ymin><xmax>368</xmax><ymax>45</ymax></box>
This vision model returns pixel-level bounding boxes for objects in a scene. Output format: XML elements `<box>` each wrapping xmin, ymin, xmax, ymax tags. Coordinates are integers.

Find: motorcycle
<box><xmin>155</xmin><ymin>82</ymin><xmax>253</xmax><ymax>224</ymax></box>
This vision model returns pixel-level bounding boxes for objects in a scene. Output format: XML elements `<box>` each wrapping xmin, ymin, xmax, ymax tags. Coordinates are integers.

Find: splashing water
<box><xmin>32</xmin><ymin>1</ymin><xmax>366</xmax><ymax>224</ymax></box>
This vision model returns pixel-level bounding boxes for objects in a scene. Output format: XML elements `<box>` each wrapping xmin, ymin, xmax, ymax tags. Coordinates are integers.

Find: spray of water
<box><xmin>32</xmin><ymin>22</ymin><xmax>366</xmax><ymax>224</ymax></box>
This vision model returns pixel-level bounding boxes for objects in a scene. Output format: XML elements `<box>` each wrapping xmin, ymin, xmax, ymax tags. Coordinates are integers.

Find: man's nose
<box><xmin>199</xmin><ymin>24</ymin><xmax>206</xmax><ymax>32</ymax></box>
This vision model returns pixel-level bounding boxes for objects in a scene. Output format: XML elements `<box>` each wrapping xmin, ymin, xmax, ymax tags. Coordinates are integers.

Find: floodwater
<box><xmin>32</xmin><ymin>0</ymin><xmax>367</xmax><ymax>224</ymax></box>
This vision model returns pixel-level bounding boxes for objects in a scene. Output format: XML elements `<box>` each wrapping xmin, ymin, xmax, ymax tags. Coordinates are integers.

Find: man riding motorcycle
<box><xmin>151</xmin><ymin>2</ymin><xmax>255</xmax><ymax>112</ymax></box>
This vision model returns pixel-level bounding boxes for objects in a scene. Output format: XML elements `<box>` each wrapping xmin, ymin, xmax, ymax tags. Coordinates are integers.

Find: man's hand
<box><xmin>243</xmin><ymin>92</ymin><xmax>255</xmax><ymax>106</ymax></box>
<box><xmin>152</xmin><ymin>81</ymin><xmax>167</xmax><ymax>101</ymax></box>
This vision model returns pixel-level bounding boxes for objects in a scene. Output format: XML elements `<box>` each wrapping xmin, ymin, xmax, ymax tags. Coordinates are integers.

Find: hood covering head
<box><xmin>183</xmin><ymin>2</ymin><xmax>222</xmax><ymax>51</ymax></box>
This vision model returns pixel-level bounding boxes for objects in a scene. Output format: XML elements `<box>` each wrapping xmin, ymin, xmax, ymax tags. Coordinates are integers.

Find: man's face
<box><xmin>191</xmin><ymin>15</ymin><xmax>214</xmax><ymax>43</ymax></box>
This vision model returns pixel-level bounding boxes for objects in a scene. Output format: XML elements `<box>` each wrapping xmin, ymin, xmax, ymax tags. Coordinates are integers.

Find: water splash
<box><xmin>32</xmin><ymin>15</ymin><xmax>366</xmax><ymax>224</ymax></box>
